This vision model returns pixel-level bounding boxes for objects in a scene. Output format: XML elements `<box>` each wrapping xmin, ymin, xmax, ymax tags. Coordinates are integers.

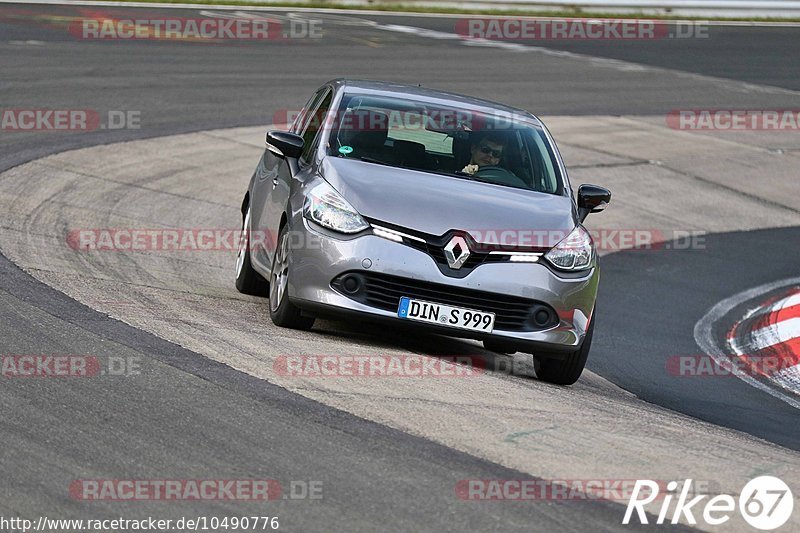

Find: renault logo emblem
<box><xmin>443</xmin><ymin>235</ymin><xmax>470</xmax><ymax>270</ymax></box>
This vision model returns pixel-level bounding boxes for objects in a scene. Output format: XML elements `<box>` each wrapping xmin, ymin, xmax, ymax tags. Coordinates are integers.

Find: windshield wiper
<box><xmin>417</xmin><ymin>168</ymin><xmax>482</xmax><ymax>183</ymax></box>
<box><xmin>452</xmin><ymin>170</ymin><xmax>496</xmax><ymax>184</ymax></box>
<box><xmin>358</xmin><ymin>156</ymin><xmax>395</xmax><ymax>167</ymax></box>
<box><xmin>452</xmin><ymin>170</ymin><xmax>475</xmax><ymax>178</ymax></box>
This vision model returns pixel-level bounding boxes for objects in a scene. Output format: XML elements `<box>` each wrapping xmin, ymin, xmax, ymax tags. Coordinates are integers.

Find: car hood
<box><xmin>321</xmin><ymin>157</ymin><xmax>575</xmax><ymax>248</ymax></box>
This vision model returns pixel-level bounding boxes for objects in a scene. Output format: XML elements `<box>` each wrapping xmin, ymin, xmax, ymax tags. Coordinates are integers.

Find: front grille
<box><xmin>403</xmin><ymin>238</ymin><xmax>503</xmax><ymax>273</ymax></box>
<box><xmin>331</xmin><ymin>271</ymin><xmax>559</xmax><ymax>332</ymax></box>
<box><xmin>365</xmin><ymin>218</ymin><xmax>548</xmax><ymax>278</ymax></box>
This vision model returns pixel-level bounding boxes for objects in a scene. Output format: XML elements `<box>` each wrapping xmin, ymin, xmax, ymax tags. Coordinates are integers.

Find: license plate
<box><xmin>397</xmin><ymin>296</ymin><xmax>495</xmax><ymax>332</ymax></box>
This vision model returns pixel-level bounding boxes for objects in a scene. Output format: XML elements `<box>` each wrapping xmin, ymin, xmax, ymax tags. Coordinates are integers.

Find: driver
<box><xmin>462</xmin><ymin>132</ymin><xmax>505</xmax><ymax>174</ymax></box>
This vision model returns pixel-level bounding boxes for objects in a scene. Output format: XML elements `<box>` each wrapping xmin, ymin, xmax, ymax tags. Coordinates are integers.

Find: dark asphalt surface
<box><xmin>387</xmin><ymin>17</ymin><xmax>800</xmax><ymax>92</ymax></box>
<box><xmin>593</xmin><ymin>228</ymin><xmax>800</xmax><ymax>451</ymax></box>
<box><xmin>0</xmin><ymin>2</ymin><xmax>798</xmax><ymax>529</ymax></box>
<box><xmin>2</xmin><ymin>4</ymin><xmax>800</xmax><ymax>172</ymax></box>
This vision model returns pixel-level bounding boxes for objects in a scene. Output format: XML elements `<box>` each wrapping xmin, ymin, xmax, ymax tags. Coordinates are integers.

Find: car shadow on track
<box><xmin>308</xmin><ymin>316</ymin><xmax>539</xmax><ymax>379</ymax></box>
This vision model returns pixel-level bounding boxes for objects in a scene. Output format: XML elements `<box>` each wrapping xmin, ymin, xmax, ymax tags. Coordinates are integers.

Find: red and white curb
<box><xmin>727</xmin><ymin>289</ymin><xmax>800</xmax><ymax>394</ymax></box>
<box><xmin>694</xmin><ymin>277</ymin><xmax>800</xmax><ymax>410</ymax></box>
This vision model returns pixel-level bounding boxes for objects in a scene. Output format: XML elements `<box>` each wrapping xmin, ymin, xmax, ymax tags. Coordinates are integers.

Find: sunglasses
<box><xmin>478</xmin><ymin>145</ymin><xmax>503</xmax><ymax>158</ymax></box>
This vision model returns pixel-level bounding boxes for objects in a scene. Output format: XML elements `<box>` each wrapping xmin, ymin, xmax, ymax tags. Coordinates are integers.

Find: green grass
<box><xmin>108</xmin><ymin>0</ymin><xmax>800</xmax><ymax>23</ymax></box>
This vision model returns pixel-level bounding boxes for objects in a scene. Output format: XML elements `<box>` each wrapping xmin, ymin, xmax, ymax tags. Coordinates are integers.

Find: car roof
<box><xmin>323</xmin><ymin>79</ymin><xmax>543</xmax><ymax>127</ymax></box>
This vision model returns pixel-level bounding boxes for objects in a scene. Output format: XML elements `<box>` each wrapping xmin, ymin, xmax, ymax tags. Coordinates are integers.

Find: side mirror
<box><xmin>266</xmin><ymin>131</ymin><xmax>304</xmax><ymax>159</ymax></box>
<box><xmin>577</xmin><ymin>184</ymin><xmax>611</xmax><ymax>223</ymax></box>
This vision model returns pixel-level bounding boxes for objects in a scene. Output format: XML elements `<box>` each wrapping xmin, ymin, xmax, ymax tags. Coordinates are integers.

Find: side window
<box><xmin>299</xmin><ymin>90</ymin><xmax>333</xmax><ymax>164</ymax></box>
<box><xmin>527</xmin><ymin>130</ymin><xmax>559</xmax><ymax>194</ymax></box>
<box><xmin>292</xmin><ymin>90</ymin><xmax>324</xmax><ymax>133</ymax></box>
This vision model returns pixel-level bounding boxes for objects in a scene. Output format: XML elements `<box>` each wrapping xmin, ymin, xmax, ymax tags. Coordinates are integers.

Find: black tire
<box><xmin>533</xmin><ymin>317</ymin><xmax>594</xmax><ymax>385</ymax></box>
<box><xmin>483</xmin><ymin>339</ymin><xmax>517</xmax><ymax>354</ymax></box>
<box><xmin>235</xmin><ymin>203</ymin><xmax>270</xmax><ymax>296</ymax></box>
<box><xmin>269</xmin><ymin>224</ymin><xmax>315</xmax><ymax>330</ymax></box>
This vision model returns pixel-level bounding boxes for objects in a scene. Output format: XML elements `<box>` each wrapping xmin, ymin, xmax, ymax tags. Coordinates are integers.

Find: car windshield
<box><xmin>324</xmin><ymin>93</ymin><xmax>563</xmax><ymax>195</ymax></box>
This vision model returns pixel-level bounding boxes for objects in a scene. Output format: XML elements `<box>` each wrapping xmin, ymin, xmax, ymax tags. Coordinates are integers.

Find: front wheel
<box><xmin>533</xmin><ymin>318</ymin><xmax>594</xmax><ymax>385</ymax></box>
<box><xmin>235</xmin><ymin>203</ymin><xmax>270</xmax><ymax>296</ymax></box>
<box><xmin>269</xmin><ymin>224</ymin><xmax>315</xmax><ymax>330</ymax></box>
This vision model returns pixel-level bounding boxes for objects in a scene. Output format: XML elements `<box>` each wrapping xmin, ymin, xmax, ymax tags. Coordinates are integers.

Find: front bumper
<box><xmin>286</xmin><ymin>215</ymin><xmax>599</xmax><ymax>355</ymax></box>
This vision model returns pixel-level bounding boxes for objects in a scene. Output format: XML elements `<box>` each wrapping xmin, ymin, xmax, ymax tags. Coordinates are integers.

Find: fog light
<box><xmin>341</xmin><ymin>275</ymin><xmax>362</xmax><ymax>294</ymax></box>
<box><xmin>534</xmin><ymin>309</ymin><xmax>552</xmax><ymax>326</ymax></box>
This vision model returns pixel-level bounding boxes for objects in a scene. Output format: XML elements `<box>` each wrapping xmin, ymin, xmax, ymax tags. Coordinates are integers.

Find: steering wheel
<box><xmin>474</xmin><ymin>166</ymin><xmax>527</xmax><ymax>188</ymax></box>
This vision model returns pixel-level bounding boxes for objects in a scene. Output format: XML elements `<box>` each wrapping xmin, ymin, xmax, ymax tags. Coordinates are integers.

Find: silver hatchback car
<box><xmin>236</xmin><ymin>79</ymin><xmax>610</xmax><ymax>385</ymax></box>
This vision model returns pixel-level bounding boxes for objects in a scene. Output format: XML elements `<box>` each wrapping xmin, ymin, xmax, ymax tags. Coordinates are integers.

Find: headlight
<box><xmin>544</xmin><ymin>225</ymin><xmax>594</xmax><ymax>271</ymax></box>
<box><xmin>303</xmin><ymin>182</ymin><xmax>369</xmax><ymax>234</ymax></box>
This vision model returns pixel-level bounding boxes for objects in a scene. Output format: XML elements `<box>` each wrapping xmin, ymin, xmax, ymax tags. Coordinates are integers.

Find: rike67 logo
<box><xmin>624</xmin><ymin>476</ymin><xmax>793</xmax><ymax>529</ymax></box>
